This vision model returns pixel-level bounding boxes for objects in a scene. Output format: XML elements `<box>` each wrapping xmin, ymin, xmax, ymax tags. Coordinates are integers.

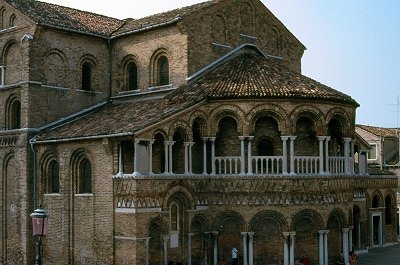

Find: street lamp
<box><xmin>30</xmin><ymin>205</ymin><xmax>49</xmax><ymax>265</ymax></box>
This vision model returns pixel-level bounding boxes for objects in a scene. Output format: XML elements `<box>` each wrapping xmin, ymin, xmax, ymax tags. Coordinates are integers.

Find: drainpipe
<box><xmin>30</xmin><ymin>140</ymin><xmax>37</xmax><ymax>209</ymax></box>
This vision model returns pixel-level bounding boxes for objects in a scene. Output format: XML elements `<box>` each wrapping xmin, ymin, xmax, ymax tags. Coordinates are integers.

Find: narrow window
<box><xmin>157</xmin><ymin>56</ymin><xmax>169</xmax><ymax>86</ymax></box>
<box><xmin>128</xmin><ymin>62</ymin><xmax>138</xmax><ymax>90</ymax></box>
<box><xmin>78</xmin><ymin>158</ymin><xmax>92</xmax><ymax>193</ymax></box>
<box><xmin>9</xmin><ymin>14</ymin><xmax>15</xmax><ymax>28</ymax></box>
<box><xmin>367</xmin><ymin>144</ymin><xmax>377</xmax><ymax>160</ymax></box>
<box><xmin>82</xmin><ymin>62</ymin><xmax>92</xmax><ymax>90</ymax></box>
<box><xmin>48</xmin><ymin>160</ymin><xmax>60</xmax><ymax>193</ymax></box>
<box><xmin>170</xmin><ymin>202</ymin><xmax>179</xmax><ymax>232</ymax></box>
<box><xmin>10</xmin><ymin>100</ymin><xmax>21</xmax><ymax>129</ymax></box>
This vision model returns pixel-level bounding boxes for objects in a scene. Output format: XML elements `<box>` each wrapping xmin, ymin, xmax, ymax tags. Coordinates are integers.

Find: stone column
<box><xmin>210</xmin><ymin>137</ymin><xmax>216</xmax><ymax>175</ymax></box>
<box><xmin>212</xmin><ymin>231</ymin><xmax>219</xmax><ymax>265</ymax></box>
<box><xmin>133</xmin><ymin>139</ymin><xmax>140</xmax><ymax>176</ymax></box>
<box><xmin>241</xmin><ymin>232</ymin><xmax>248</xmax><ymax>265</ymax></box>
<box><xmin>202</xmin><ymin>137</ymin><xmax>208</xmax><ymax>174</ymax></box>
<box><xmin>247</xmin><ymin>136</ymin><xmax>254</xmax><ymax>175</ymax></box>
<box><xmin>118</xmin><ymin>143</ymin><xmax>123</xmax><ymax>176</ymax></box>
<box><xmin>348</xmin><ymin>226</ymin><xmax>353</xmax><ymax>252</ymax></box>
<box><xmin>281</xmin><ymin>136</ymin><xmax>289</xmax><ymax>175</ymax></box>
<box><xmin>189</xmin><ymin>142</ymin><xmax>194</xmax><ymax>174</ymax></box>
<box><xmin>239</xmin><ymin>136</ymin><xmax>246</xmax><ymax>175</ymax></box>
<box><xmin>318</xmin><ymin>230</ymin><xmax>325</xmax><ymax>265</ymax></box>
<box><xmin>248</xmin><ymin>232</ymin><xmax>255</xmax><ymax>265</ymax></box>
<box><xmin>187</xmin><ymin>233</ymin><xmax>194</xmax><ymax>265</ymax></box>
<box><xmin>169</xmin><ymin>141</ymin><xmax>174</xmax><ymax>174</ymax></box>
<box><xmin>318</xmin><ymin>136</ymin><xmax>325</xmax><ymax>174</ymax></box>
<box><xmin>145</xmin><ymin>237</ymin><xmax>150</xmax><ymax>265</ymax></box>
<box><xmin>164</xmin><ymin>141</ymin><xmax>169</xmax><ymax>174</ymax></box>
<box><xmin>289</xmin><ymin>136</ymin><xmax>297</xmax><ymax>175</ymax></box>
<box><xmin>148</xmin><ymin>140</ymin><xmax>155</xmax><ymax>175</ymax></box>
<box><xmin>342</xmin><ymin>228</ymin><xmax>349</xmax><ymax>265</ymax></box>
<box><xmin>351</xmin><ymin>140</ymin><xmax>355</xmax><ymax>174</ymax></box>
<box><xmin>289</xmin><ymin>232</ymin><xmax>296</xmax><ymax>265</ymax></box>
<box><xmin>344</xmin><ymin>138</ymin><xmax>352</xmax><ymax>174</ymax></box>
<box><xmin>325</xmin><ymin>137</ymin><xmax>331</xmax><ymax>174</ymax></box>
<box><xmin>184</xmin><ymin>142</ymin><xmax>190</xmax><ymax>174</ymax></box>
<box><xmin>163</xmin><ymin>235</ymin><xmax>169</xmax><ymax>265</ymax></box>
<box><xmin>324</xmin><ymin>230</ymin><xmax>329</xmax><ymax>265</ymax></box>
<box><xmin>283</xmin><ymin>232</ymin><xmax>290</xmax><ymax>265</ymax></box>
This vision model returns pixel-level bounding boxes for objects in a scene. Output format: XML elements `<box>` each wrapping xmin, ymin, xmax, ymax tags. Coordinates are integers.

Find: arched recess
<box><xmin>150</xmin><ymin>48</ymin><xmax>170</xmax><ymax>86</ymax></box>
<box><xmin>190</xmin><ymin>214</ymin><xmax>208</xmax><ymax>264</ymax></box>
<box><xmin>292</xmin><ymin>209</ymin><xmax>324</xmax><ymax>264</ymax></box>
<box><xmin>249</xmin><ymin>210</ymin><xmax>288</xmax><ymax>264</ymax></box>
<box><xmin>165</xmin><ymin>190</ymin><xmax>191</xmax><ymax>262</ymax></box>
<box><xmin>192</xmin><ymin>116</ymin><xmax>207</xmax><ymax>174</ymax></box>
<box><xmin>5</xmin><ymin>94</ymin><xmax>21</xmax><ymax>130</ymax></box>
<box><xmin>248</xmin><ymin>104</ymin><xmax>288</xmax><ymax>134</ymax></box>
<box><xmin>210</xmin><ymin>105</ymin><xmax>245</xmax><ymax>136</ymax></box>
<box><xmin>121</xmin><ymin>55</ymin><xmax>138</xmax><ymax>91</ymax></box>
<box><xmin>240</xmin><ymin>1</ymin><xmax>255</xmax><ymax>35</ymax></box>
<box><xmin>215</xmin><ymin>115</ymin><xmax>240</xmax><ymax>158</ymax></box>
<box><xmin>213</xmin><ymin>13</ymin><xmax>227</xmax><ymax>44</ymax></box>
<box><xmin>172</xmin><ymin>127</ymin><xmax>188</xmax><ymax>174</ymax></box>
<box><xmin>70</xmin><ymin>149</ymin><xmax>92</xmax><ymax>194</ymax></box>
<box><xmin>214</xmin><ymin>210</ymin><xmax>245</xmax><ymax>260</ymax></box>
<box><xmin>294</xmin><ymin>114</ymin><xmax>318</xmax><ymax>156</ymax></box>
<box><xmin>328</xmin><ymin>116</ymin><xmax>344</xmax><ymax>156</ymax></box>
<box><xmin>291</xmin><ymin>105</ymin><xmax>325</xmax><ymax>134</ymax></box>
<box><xmin>384</xmin><ymin>192</ymin><xmax>395</xmax><ymax>225</ymax></box>
<box><xmin>8</xmin><ymin>14</ymin><xmax>15</xmax><ymax>27</ymax></box>
<box><xmin>39</xmin><ymin>151</ymin><xmax>60</xmax><ymax>194</ymax></box>
<box><xmin>371</xmin><ymin>190</ymin><xmax>383</xmax><ymax>208</ymax></box>
<box><xmin>152</xmin><ymin>131</ymin><xmax>167</xmax><ymax>174</ymax></box>
<box><xmin>0</xmin><ymin>7</ymin><xmax>5</xmax><ymax>29</ymax></box>
<box><xmin>2</xmin><ymin>39</ymin><xmax>23</xmax><ymax>85</ymax></box>
<box><xmin>2</xmin><ymin>152</ymin><xmax>23</xmax><ymax>262</ymax></box>
<box><xmin>148</xmin><ymin>217</ymin><xmax>168</xmax><ymax>265</ymax></box>
<box><xmin>326</xmin><ymin>208</ymin><xmax>347</xmax><ymax>262</ymax></box>
<box><xmin>44</xmin><ymin>49</ymin><xmax>67</xmax><ymax>87</ymax></box>
<box><xmin>326</xmin><ymin>108</ymin><xmax>351</xmax><ymax>135</ymax></box>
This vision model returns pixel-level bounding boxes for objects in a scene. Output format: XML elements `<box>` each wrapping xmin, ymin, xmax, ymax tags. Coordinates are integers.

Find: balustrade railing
<box><xmin>251</xmin><ymin>156</ymin><xmax>283</xmax><ymax>175</ymax></box>
<box><xmin>214</xmin><ymin>156</ymin><xmax>242</xmax><ymax>175</ymax></box>
<box><xmin>329</xmin><ymin>156</ymin><xmax>345</xmax><ymax>174</ymax></box>
<box><xmin>294</xmin><ymin>156</ymin><xmax>320</xmax><ymax>174</ymax></box>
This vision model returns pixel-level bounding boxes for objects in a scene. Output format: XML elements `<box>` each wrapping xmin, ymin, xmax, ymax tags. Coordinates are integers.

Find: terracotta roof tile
<box><xmin>36</xmin><ymin>45</ymin><xmax>359</xmax><ymax>141</ymax></box>
<box><xmin>6</xmin><ymin>0</ymin><xmax>124</xmax><ymax>36</ymax></box>
<box><xmin>356</xmin><ymin>124</ymin><xmax>399</xmax><ymax>138</ymax></box>
<box><xmin>112</xmin><ymin>0</ymin><xmax>222</xmax><ymax>36</ymax></box>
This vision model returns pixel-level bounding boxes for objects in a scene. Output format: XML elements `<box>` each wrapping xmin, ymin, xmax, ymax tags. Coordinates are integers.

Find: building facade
<box><xmin>0</xmin><ymin>0</ymin><xmax>397</xmax><ymax>264</ymax></box>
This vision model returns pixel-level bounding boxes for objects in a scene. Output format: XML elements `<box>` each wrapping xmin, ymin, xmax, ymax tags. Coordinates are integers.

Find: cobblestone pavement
<box><xmin>357</xmin><ymin>243</ymin><xmax>400</xmax><ymax>265</ymax></box>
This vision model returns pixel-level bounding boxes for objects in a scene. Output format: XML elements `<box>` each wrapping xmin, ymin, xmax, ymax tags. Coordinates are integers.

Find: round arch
<box><xmin>209</xmin><ymin>105</ymin><xmax>245</xmax><ymax>136</ymax></box>
<box><xmin>291</xmin><ymin>105</ymin><xmax>325</xmax><ymax>135</ymax></box>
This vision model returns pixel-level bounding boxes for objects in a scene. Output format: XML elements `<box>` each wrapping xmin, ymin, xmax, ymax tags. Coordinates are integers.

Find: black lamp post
<box><xmin>30</xmin><ymin>205</ymin><xmax>49</xmax><ymax>265</ymax></box>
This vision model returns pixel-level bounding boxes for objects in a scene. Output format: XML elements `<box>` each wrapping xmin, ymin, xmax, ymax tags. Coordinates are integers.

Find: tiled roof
<box><xmin>356</xmin><ymin>124</ymin><xmax>399</xmax><ymax>138</ymax></box>
<box><xmin>35</xmin><ymin>45</ymin><xmax>359</xmax><ymax>142</ymax></box>
<box><xmin>6</xmin><ymin>0</ymin><xmax>124</xmax><ymax>36</ymax></box>
<box><xmin>112</xmin><ymin>0</ymin><xmax>222</xmax><ymax>37</ymax></box>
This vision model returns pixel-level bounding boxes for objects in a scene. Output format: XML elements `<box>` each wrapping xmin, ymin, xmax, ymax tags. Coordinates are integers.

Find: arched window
<box><xmin>48</xmin><ymin>160</ymin><xmax>60</xmax><ymax>193</ymax></box>
<box><xmin>372</xmin><ymin>195</ymin><xmax>380</xmax><ymax>208</ymax></box>
<box><xmin>127</xmin><ymin>62</ymin><xmax>138</xmax><ymax>90</ymax></box>
<box><xmin>157</xmin><ymin>55</ymin><xmax>169</xmax><ymax>86</ymax></box>
<box><xmin>0</xmin><ymin>65</ymin><xmax>4</xmax><ymax>86</ymax></box>
<box><xmin>385</xmin><ymin>195</ymin><xmax>393</xmax><ymax>225</ymax></box>
<box><xmin>77</xmin><ymin>158</ymin><xmax>91</xmax><ymax>193</ymax></box>
<box><xmin>8</xmin><ymin>100</ymin><xmax>21</xmax><ymax>130</ymax></box>
<box><xmin>8</xmin><ymin>14</ymin><xmax>15</xmax><ymax>28</ymax></box>
<box><xmin>82</xmin><ymin>62</ymin><xmax>92</xmax><ymax>90</ymax></box>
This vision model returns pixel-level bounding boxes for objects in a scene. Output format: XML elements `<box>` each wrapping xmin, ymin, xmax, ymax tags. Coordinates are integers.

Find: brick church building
<box><xmin>0</xmin><ymin>0</ymin><xmax>397</xmax><ymax>264</ymax></box>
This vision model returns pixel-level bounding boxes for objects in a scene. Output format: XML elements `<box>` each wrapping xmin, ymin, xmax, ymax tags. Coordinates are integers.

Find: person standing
<box><xmin>231</xmin><ymin>247</ymin><xmax>238</xmax><ymax>265</ymax></box>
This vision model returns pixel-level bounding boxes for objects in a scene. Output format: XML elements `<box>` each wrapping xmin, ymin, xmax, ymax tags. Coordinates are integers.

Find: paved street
<box><xmin>357</xmin><ymin>243</ymin><xmax>400</xmax><ymax>265</ymax></box>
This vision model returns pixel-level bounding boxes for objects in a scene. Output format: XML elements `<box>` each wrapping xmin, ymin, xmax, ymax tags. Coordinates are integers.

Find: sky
<box><xmin>40</xmin><ymin>0</ymin><xmax>400</xmax><ymax>128</ymax></box>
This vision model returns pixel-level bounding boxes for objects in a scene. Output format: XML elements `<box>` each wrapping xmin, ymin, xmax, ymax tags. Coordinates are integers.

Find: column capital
<box><xmin>187</xmin><ymin>232</ymin><xmax>194</xmax><ymax>237</ymax></box>
<box><xmin>241</xmin><ymin>231</ymin><xmax>248</xmax><ymax>236</ymax></box>
<box><xmin>163</xmin><ymin>235</ymin><xmax>169</xmax><ymax>241</ymax></box>
<box><xmin>282</xmin><ymin>232</ymin><xmax>291</xmax><ymax>237</ymax></box>
<box><xmin>281</xmin><ymin>136</ymin><xmax>290</xmax><ymax>141</ymax></box>
<box><xmin>343</xmin><ymin>137</ymin><xmax>352</xmax><ymax>142</ymax></box>
<box><xmin>184</xmin><ymin>142</ymin><xmax>190</xmax><ymax>147</ymax></box>
<box><xmin>289</xmin><ymin>136</ymin><xmax>297</xmax><ymax>140</ymax></box>
<box><xmin>209</xmin><ymin>137</ymin><xmax>216</xmax><ymax>142</ymax></box>
<box><xmin>201</xmin><ymin>137</ymin><xmax>209</xmax><ymax>142</ymax></box>
<box><xmin>289</xmin><ymin>231</ymin><xmax>296</xmax><ymax>236</ymax></box>
<box><xmin>211</xmin><ymin>231</ymin><xmax>219</xmax><ymax>236</ymax></box>
<box><xmin>324</xmin><ymin>230</ymin><xmax>330</xmax><ymax>234</ymax></box>
<box><xmin>341</xmin><ymin>227</ymin><xmax>350</xmax><ymax>233</ymax></box>
<box><xmin>317</xmin><ymin>136</ymin><xmax>327</xmax><ymax>141</ymax></box>
<box><xmin>248</xmin><ymin>232</ymin><xmax>255</xmax><ymax>237</ymax></box>
<box><xmin>247</xmin><ymin>136</ymin><xmax>254</xmax><ymax>140</ymax></box>
<box><xmin>318</xmin><ymin>230</ymin><xmax>326</xmax><ymax>234</ymax></box>
<box><xmin>238</xmin><ymin>136</ymin><xmax>246</xmax><ymax>140</ymax></box>
<box><xmin>348</xmin><ymin>226</ymin><xmax>354</xmax><ymax>230</ymax></box>
<box><xmin>148</xmin><ymin>139</ymin><xmax>155</xmax><ymax>144</ymax></box>
<box><xmin>325</xmin><ymin>136</ymin><xmax>331</xmax><ymax>141</ymax></box>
